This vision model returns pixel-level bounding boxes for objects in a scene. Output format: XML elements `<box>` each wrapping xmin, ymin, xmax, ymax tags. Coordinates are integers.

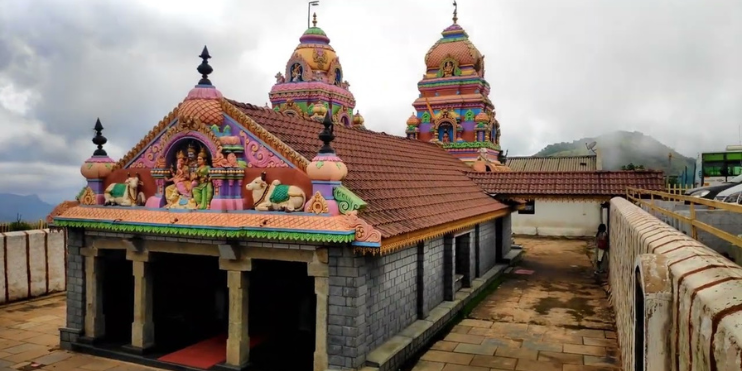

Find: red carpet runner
<box><xmin>158</xmin><ymin>334</ymin><xmax>265</xmax><ymax>369</ymax></box>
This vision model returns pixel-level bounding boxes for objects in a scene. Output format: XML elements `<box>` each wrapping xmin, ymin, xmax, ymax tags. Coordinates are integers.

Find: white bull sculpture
<box><xmin>246</xmin><ymin>172</ymin><xmax>305</xmax><ymax>212</ymax></box>
<box><xmin>104</xmin><ymin>173</ymin><xmax>146</xmax><ymax>206</ymax></box>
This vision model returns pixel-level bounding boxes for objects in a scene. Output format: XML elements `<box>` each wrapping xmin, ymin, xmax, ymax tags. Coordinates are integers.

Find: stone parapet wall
<box><xmin>0</xmin><ymin>229</ymin><xmax>67</xmax><ymax>305</ymax></box>
<box><xmin>610</xmin><ymin>197</ymin><xmax>742</xmax><ymax>371</ymax></box>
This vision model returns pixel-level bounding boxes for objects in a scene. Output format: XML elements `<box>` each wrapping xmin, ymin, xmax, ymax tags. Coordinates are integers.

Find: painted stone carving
<box><xmin>104</xmin><ymin>173</ymin><xmax>145</xmax><ymax>206</ymax></box>
<box><xmin>307</xmin><ymin>191</ymin><xmax>329</xmax><ymax>214</ymax></box>
<box><xmin>246</xmin><ymin>172</ymin><xmax>306</xmax><ymax>212</ymax></box>
<box><xmin>164</xmin><ymin>145</ymin><xmax>214</xmax><ymax>209</ymax></box>
<box><xmin>290</xmin><ymin>63</ymin><xmax>304</xmax><ymax>82</ymax></box>
<box><xmin>333</xmin><ymin>185</ymin><xmax>367</xmax><ymax>215</ymax></box>
<box><xmin>239</xmin><ymin>131</ymin><xmax>289</xmax><ymax>168</ymax></box>
<box><xmin>275</xmin><ymin>72</ymin><xmax>285</xmax><ymax>83</ymax></box>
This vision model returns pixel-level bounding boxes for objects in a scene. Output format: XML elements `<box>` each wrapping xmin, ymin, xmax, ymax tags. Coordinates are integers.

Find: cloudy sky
<box><xmin>1</xmin><ymin>0</ymin><xmax>741</xmax><ymax>204</ymax></box>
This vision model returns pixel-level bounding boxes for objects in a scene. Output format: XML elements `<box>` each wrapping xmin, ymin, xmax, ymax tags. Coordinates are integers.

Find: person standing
<box><xmin>595</xmin><ymin>223</ymin><xmax>609</xmax><ymax>274</ymax></box>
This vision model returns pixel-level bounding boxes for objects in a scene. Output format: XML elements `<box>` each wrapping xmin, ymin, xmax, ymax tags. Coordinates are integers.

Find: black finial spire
<box><xmin>197</xmin><ymin>46</ymin><xmax>213</xmax><ymax>86</ymax></box>
<box><xmin>318</xmin><ymin>101</ymin><xmax>335</xmax><ymax>154</ymax></box>
<box><xmin>92</xmin><ymin>118</ymin><xmax>108</xmax><ymax>156</ymax></box>
<box><xmin>452</xmin><ymin>0</ymin><xmax>458</xmax><ymax>24</ymax></box>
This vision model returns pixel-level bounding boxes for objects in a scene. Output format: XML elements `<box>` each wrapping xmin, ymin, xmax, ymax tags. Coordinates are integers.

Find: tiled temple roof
<box><xmin>505</xmin><ymin>155</ymin><xmax>599</xmax><ymax>172</ymax></box>
<box><xmin>467</xmin><ymin>170</ymin><xmax>665</xmax><ymax>197</ymax></box>
<box><xmin>228</xmin><ymin>100</ymin><xmax>509</xmax><ymax>239</ymax></box>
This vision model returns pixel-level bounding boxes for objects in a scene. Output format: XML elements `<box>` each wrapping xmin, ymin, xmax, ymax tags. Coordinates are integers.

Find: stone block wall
<box><xmin>610</xmin><ymin>197</ymin><xmax>742</xmax><ymax>371</ymax></box>
<box><xmin>328</xmin><ymin>246</ymin><xmax>369</xmax><ymax>370</ymax></box>
<box><xmin>418</xmin><ymin>238</ymin><xmax>444</xmax><ymax>319</ymax></box>
<box><xmin>501</xmin><ymin>214</ymin><xmax>512</xmax><ymax>258</ymax></box>
<box><xmin>60</xmin><ymin>228</ymin><xmax>85</xmax><ymax>349</ymax></box>
<box><xmin>365</xmin><ymin>247</ymin><xmax>418</xmax><ymax>351</ymax></box>
<box><xmin>0</xmin><ymin>229</ymin><xmax>67</xmax><ymax>305</ymax></box>
<box><xmin>478</xmin><ymin>220</ymin><xmax>497</xmax><ymax>275</ymax></box>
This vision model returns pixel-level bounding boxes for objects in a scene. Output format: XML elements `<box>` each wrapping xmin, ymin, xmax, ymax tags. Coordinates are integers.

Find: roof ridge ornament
<box><xmin>318</xmin><ymin>101</ymin><xmax>335</xmax><ymax>154</ymax></box>
<box><xmin>197</xmin><ymin>46</ymin><xmax>213</xmax><ymax>86</ymax></box>
<box><xmin>92</xmin><ymin>118</ymin><xmax>108</xmax><ymax>156</ymax></box>
<box><xmin>452</xmin><ymin>0</ymin><xmax>458</xmax><ymax>24</ymax></box>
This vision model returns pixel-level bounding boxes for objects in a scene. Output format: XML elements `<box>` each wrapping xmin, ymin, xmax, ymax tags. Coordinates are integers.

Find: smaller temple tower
<box><xmin>406</xmin><ymin>3</ymin><xmax>502</xmax><ymax>166</ymax></box>
<box><xmin>269</xmin><ymin>13</ymin><xmax>364</xmax><ymax>129</ymax></box>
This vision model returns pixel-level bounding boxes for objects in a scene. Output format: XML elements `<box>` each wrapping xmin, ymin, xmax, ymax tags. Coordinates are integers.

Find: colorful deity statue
<box><xmin>164</xmin><ymin>145</ymin><xmax>213</xmax><ymax>210</ymax></box>
<box><xmin>165</xmin><ymin>150</ymin><xmax>193</xmax><ymax>200</ymax></box>
<box><xmin>191</xmin><ymin>147</ymin><xmax>214</xmax><ymax>209</ymax></box>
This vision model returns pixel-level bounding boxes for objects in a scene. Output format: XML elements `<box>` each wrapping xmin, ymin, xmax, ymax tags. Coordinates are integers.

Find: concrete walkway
<box><xmin>411</xmin><ymin>237</ymin><xmax>621</xmax><ymax>371</ymax></box>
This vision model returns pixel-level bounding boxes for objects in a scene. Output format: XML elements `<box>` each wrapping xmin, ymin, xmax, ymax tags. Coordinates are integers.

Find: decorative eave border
<box><xmin>355</xmin><ymin>208</ymin><xmax>511</xmax><ymax>256</ymax></box>
<box><xmin>494</xmin><ymin>194</ymin><xmax>614</xmax><ymax>202</ymax></box>
<box><xmin>220</xmin><ymin>99</ymin><xmax>310</xmax><ymax>171</ymax></box>
<box><xmin>53</xmin><ymin>218</ymin><xmax>355</xmax><ymax>244</ymax></box>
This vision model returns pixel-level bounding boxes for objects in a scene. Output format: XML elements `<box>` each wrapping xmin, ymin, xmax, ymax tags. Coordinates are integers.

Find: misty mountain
<box><xmin>534</xmin><ymin>131</ymin><xmax>696</xmax><ymax>175</ymax></box>
<box><xmin>0</xmin><ymin>194</ymin><xmax>54</xmax><ymax>223</ymax></box>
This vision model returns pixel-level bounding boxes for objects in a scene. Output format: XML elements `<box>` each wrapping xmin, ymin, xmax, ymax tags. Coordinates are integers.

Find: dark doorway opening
<box><xmin>634</xmin><ymin>268</ymin><xmax>645</xmax><ymax>371</ymax></box>
<box><xmin>153</xmin><ymin>254</ymin><xmax>227</xmax><ymax>355</ymax></box>
<box><xmin>249</xmin><ymin>260</ymin><xmax>315</xmax><ymax>371</ymax></box>
<box><xmin>454</xmin><ymin>233</ymin><xmax>471</xmax><ymax>290</ymax></box>
<box><xmin>101</xmin><ymin>250</ymin><xmax>134</xmax><ymax>345</ymax></box>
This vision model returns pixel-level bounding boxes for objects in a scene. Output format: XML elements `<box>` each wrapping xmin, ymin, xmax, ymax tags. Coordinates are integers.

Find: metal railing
<box><xmin>626</xmin><ymin>187</ymin><xmax>742</xmax><ymax>250</ymax></box>
<box><xmin>0</xmin><ymin>219</ymin><xmax>49</xmax><ymax>233</ymax></box>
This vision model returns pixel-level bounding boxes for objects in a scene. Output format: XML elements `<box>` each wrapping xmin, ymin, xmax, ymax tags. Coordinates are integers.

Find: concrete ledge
<box><xmin>610</xmin><ymin>197</ymin><xmax>742</xmax><ymax>371</ymax></box>
<box><xmin>364</xmin><ymin>260</ymin><xmax>513</xmax><ymax>371</ymax></box>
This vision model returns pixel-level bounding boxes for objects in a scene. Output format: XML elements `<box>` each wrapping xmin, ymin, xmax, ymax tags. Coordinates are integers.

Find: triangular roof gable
<box><xmin>114</xmin><ymin>100</ymin><xmax>310</xmax><ymax>171</ymax></box>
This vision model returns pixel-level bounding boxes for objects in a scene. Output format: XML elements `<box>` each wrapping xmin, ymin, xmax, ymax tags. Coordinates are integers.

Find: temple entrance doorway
<box><xmin>249</xmin><ymin>259</ymin><xmax>316</xmax><ymax>371</ymax></box>
<box><xmin>101</xmin><ymin>250</ymin><xmax>134</xmax><ymax>345</ymax></box>
<box><xmin>153</xmin><ymin>253</ymin><xmax>228</xmax><ymax>368</ymax></box>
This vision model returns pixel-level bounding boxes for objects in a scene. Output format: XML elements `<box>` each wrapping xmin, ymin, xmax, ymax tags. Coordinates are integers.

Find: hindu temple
<box><xmin>405</xmin><ymin>5</ymin><xmax>506</xmax><ymax>169</ymax></box>
<box><xmin>269</xmin><ymin>13</ymin><xmax>364</xmax><ymax>129</ymax></box>
<box><xmin>50</xmin><ymin>18</ymin><xmax>520</xmax><ymax>369</ymax></box>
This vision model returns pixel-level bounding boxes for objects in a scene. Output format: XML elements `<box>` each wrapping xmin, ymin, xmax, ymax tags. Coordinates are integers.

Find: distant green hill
<box><xmin>534</xmin><ymin>131</ymin><xmax>695</xmax><ymax>176</ymax></box>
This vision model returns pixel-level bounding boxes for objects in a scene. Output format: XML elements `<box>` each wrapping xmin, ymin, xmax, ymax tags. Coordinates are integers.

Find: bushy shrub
<box><xmin>5</xmin><ymin>214</ymin><xmax>35</xmax><ymax>232</ymax></box>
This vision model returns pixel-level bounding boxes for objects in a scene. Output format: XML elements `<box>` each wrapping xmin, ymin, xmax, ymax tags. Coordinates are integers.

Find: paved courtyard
<box><xmin>0</xmin><ymin>294</ymin><xmax>157</xmax><ymax>371</ymax></box>
<box><xmin>411</xmin><ymin>237</ymin><xmax>621</xmax><ymax>371</ymax></box>
<box><xmin>0</xmin><ymin>238</ymin><xmax>619</xmax><ymax>371</ymax></box>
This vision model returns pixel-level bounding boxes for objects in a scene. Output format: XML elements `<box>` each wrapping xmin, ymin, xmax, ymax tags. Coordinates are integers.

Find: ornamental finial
<box><xmin>197</xmin><ymin>46</ymin><xmax>213</xmax><ymax>86</ymax></box>
<box><xmin>318</xmin><ymin>101</ymin><xmax>335</xmax><ymax>154</ymax></box>
<box><xmin>312</xmin><ymin>13</ymin><xmax>318</xmax><ymax>27</ymax></box>
<box><xmin>452</xmin><ymin>0</ymin><xmax>458</xmax><ymax>24</ymax></box>
<box><xmin>92</xmin><ymin>118</ymin><xmax>108</xmax><ymax>156</ymax></box>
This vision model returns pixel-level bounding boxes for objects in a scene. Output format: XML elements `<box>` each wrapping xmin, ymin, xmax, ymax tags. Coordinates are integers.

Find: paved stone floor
<box><xmin>411</xmin><ymin>237</ymin><xmax>621</xmax><ymax>371</ymax></box>
<box><xmin>0</xmin><ymin>237</ymin><xmax>619</xmax><ymax>371</ymax></box>
<box><xmin>0</xmin><ymin>294</ymin><xmax>157</xmax><ymax>371</ymax></box>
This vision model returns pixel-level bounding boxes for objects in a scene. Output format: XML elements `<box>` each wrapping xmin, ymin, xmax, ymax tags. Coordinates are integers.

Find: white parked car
<box><xmin>715</xmin><ymin>183</ymin><xmax>742</xmax><ymax>204</ymax></box>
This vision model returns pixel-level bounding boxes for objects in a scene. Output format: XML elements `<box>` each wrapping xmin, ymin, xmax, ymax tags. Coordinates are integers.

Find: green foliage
<box><xmin>6</xmin><ymin>214</ymin><xmax>34</xmax><ymax>232</ymax></box>
<box><xmin>535</xmin><ymin>131</ymin><xmax>695</xmax><ymax>175</ymax></box>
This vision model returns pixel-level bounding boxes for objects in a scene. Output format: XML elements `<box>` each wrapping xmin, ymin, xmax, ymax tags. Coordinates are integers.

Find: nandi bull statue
<box><xmin>104</xmin><ymin>173</ymin><xmax>146</xmax><ymax>206</ymax></box>
<box><xmin>246</xmin><ymin>172</ymin><xmax>306</xmax><ymax>212</ymax></box>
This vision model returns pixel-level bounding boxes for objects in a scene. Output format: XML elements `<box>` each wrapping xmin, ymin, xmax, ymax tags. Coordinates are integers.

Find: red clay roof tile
<box><xmin>467</xmin><ymin>170</ymin><xmax>665</xmax><ymax>196</ymax></box>
<box><xmin>228</xmin><ymin>100</ymin><xmax>509</xmax><ymax>239</ymax></box>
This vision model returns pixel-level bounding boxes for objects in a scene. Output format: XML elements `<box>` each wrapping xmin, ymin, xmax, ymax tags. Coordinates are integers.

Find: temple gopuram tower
<box><xmin>269</xmin><ymin>13</ymin><xmax>364</xmax><ymax>129</ymax></box>
<box><xmin>406</xmin><ymin>4</ymin><xmax>502</xmax><ymax>165</ymax></box>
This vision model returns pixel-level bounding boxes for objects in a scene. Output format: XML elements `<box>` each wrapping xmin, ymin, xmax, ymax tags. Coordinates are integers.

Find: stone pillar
<box><xmin>60</xmin><ymin>229</ymin><xmax>86</xmax><ymax>350</ymax></box>
<box><xmin>443</xmin><ymin>235</ymin><xmax>455</xmax><ymax>301</ymax></box>
<box><xmin>81</xmin><ymin>248</ymin><xmax>105</xmax><ymax>340</ymax></box>
<box><xmin>127</xmin><ymin>250</ymin><xmax>155</xmax><ymax>352</ymax></box>
<box><xmin>307</xmin><ymin>251</ymin><xmax>329</xmax><ymax>371</ymax></box>
<box><xmin>220</xmin><ymin>258</ymin><xmax>252</xmax><ymax>369</ymax></box>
